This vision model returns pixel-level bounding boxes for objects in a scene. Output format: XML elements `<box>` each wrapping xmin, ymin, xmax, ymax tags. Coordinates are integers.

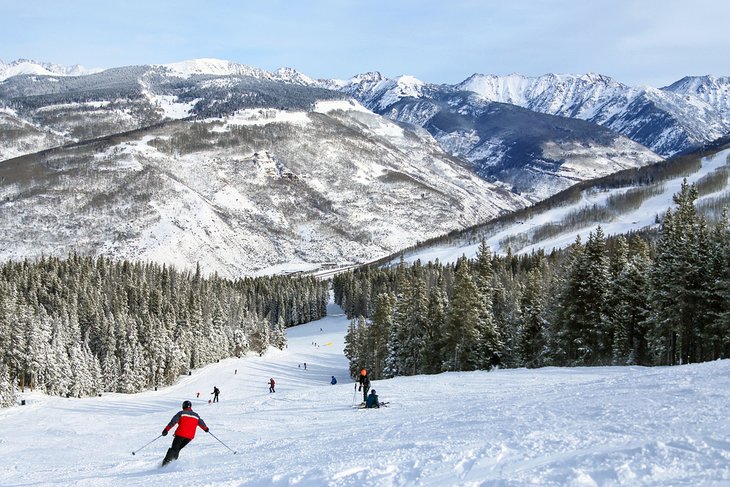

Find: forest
<box><xmin>336</xmin><ymin>181</ymin><xmax>730</xmax><ymax>379</ymax></box>
<box><xmin>0</xmin><ymin>255</ymin><xmax>329</xmax><ymax>406</ymax></box>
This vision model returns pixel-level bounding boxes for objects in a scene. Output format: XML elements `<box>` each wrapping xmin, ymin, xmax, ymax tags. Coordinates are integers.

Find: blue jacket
<box><xmin>330</xmin><ymin>376</ymin><xmax>337</xmax><ymax>385</ymax></box>
<box><xmin>365</xmin><ymin>392</ymin><xmax>379</xmax><ymax>408</ymax></box>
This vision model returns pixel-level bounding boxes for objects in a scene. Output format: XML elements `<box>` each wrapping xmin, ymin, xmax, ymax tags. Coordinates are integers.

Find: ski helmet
<box><xmin>371</xmin><ymin>390</ymin><xmax>376</xmax><ymax>394</ymax></box>
<box><xmin>182</xmin><ymin>400</ymin><xmax>192</xmax><ymax>409</ymax></box>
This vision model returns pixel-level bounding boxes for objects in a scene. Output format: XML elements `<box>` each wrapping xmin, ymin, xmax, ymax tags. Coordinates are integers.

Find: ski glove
<box><xmin>162</xmin><ymin>429</ymin><xmax>168</xmax><ymax>436</ymax></box>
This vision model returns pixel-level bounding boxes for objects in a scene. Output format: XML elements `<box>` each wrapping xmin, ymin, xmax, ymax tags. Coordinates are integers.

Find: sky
<box><xmin>1</xmin><ymin>299</ymin><xmax>729</xmax><ymax>485</ymax></box>
<box><xmin>1</xmin><ymin>0</ymin><xmax>729</xmax><ymax>87</ymax></box>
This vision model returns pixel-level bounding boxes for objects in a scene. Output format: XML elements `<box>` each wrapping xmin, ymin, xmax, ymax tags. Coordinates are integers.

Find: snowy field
<box><xmin>1</xmin><ymin>301</ymin><xmax>729</xmax><ymax>486</ymax></box>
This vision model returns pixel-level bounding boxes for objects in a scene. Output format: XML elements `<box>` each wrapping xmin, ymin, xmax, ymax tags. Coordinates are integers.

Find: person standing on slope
<box><xmin>268</xmin><ymin>378</ymin><xmax>276</xmax><ymax>393</ymax></box>
<box><xmin>212</xmin><ymin>386</ymin><xmax>220</xmax><ymax>402</ymax></box>
<box><xmin>357</xmin><ymin>369</ymin><xmax>367</xmax><ymax>391</ymax></box>
<box><xmin>361</xmin><ymin>375</ymin><xmax>371</xmax><ymax>403</ymax></box>
<box><xmin>161</xmin><ymin>400</ymin><xmax>209</xmax><ymax>466</ymax></box>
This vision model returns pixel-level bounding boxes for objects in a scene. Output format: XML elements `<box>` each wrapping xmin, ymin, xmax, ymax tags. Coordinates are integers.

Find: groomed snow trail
<box><xmin>1</xmin><ymin>301</ymin><xmax>729</xmax><ymax>486</ymax></box>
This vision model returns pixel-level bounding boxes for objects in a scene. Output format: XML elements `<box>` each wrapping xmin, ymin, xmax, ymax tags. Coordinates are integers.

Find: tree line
<box><xmin>337</xmin><ymin>181</ymin><xmax>730</xmax><ymax>380</ymax></box>
<box><xmin>0</xmin><ymin>255</ymin><xmax>328</xmax><ymax>406</ymax></box>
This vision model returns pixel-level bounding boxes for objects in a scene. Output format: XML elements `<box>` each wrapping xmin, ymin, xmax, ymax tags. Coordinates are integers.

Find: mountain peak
<box><xmin>0</xmin><ymin>58</ymin><xmax>100</xmax><ymax>81</ymax></box>
<box><xmin>272</xmin><ymin>67</ymin><xmax>316</xmax><ymax>86</ymax></box>
<box><xmin>159</xmin><ymin>58</ymin><xmax>271</xmax><ymax>79</ymax></box>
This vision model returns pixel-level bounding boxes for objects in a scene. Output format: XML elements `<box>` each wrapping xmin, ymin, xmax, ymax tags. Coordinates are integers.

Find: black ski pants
<box><xmin>162</xmin><ymin>435</ymin><xmax>192</xmax><ymax>465</ymax></box>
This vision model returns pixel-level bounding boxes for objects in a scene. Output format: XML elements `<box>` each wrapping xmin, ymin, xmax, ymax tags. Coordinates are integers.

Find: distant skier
<box><xmin>268</xmin><ymin>378</ymin><xmax>276</xmax><ymax>393</ymax></box>
<box><xmin>212</xmin><ymin>386</ymin><xmax>220</xmax><ymax>402</ymax></box>
<box><xmin>490</xmin><ymin>352</ymin><xmax>501</xmax><ymax>371</ymax></box>
<box><xmin>330</xmin><ymin>376</ymin><xmax>337</xmax><ymax>385</ymax></box>
<box><xmin>161</xmin><ymin>400</ymin><xmax>209</xmax><ymax>466</ymax></box>
<box><xmin>365</xmin><ymin>389</ymin><xmax>380</xmax><ymax>409</ymax></box>
<box><xmin>304</xmin><ymin>362</ymin><xmax>307</xmax><ymax>370</ymax></box>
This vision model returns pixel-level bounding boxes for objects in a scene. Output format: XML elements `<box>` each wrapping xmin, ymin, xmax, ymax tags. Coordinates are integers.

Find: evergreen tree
<box><xmin>443</xmin><ymin>260</ymin><xmax>483</xmax><ymax>371</ymax></box>
<box><xmin>518</xmin><ymin>268</ymin><xmax>547</xmax><ymax>367</ymax></box>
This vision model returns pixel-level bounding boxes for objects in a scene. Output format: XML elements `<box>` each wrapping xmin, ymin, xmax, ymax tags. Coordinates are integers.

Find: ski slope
<box><xmin>1</xmin><ymin>301</ymin><xmax>729</xmax><ymax>486</ymax></box>
<box><xmin>395</xmin><ymin>148</ymin><xmax>730</xmax><ymax>266</ymax></box>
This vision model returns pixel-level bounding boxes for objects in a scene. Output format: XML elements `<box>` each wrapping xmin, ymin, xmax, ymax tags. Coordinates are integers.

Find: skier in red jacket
<box><xmin>161</xmin><ymin>400</ymin><xmax>209</xmax><ymax>466</ymax></box>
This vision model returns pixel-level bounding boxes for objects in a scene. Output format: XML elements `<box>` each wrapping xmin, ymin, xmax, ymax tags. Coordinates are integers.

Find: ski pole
<box><xmin>352</xmin><ymin>382</ymin><xmax>358</xmax><ymax>406</ymax></box>
<box><xmin>131</xmin><ymin>434</ymin><xmax>163</xmax><ymax>455</ymax></box>
<box><xmin>208</xmin><ymin>431</ymin><xmax>237</xmax><ymax>454</ymax></box>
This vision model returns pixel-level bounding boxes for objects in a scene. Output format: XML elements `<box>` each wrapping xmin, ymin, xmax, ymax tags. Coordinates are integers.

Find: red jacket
<box><xmin>165</xmin><ymin>408</ymin><xmax>209</xmax><ymax>439</ymax></box>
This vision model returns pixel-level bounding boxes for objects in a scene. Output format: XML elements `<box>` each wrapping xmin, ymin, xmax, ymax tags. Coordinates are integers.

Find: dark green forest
<box><xmin>337</xmin><ymin>181</ymin><xmax>730</xmax><ymax>379</ymax></box>
<box><xmin>0</xmin><ymin>256</ymin><xmax>328</xmax><ymax>406</ymax></box>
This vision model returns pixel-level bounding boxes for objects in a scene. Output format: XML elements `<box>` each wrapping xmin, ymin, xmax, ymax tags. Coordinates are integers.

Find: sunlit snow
<box><xmin>1</xmin><ymin>300</ymin><xmax>728</xmax><ymax>486</ymax></box>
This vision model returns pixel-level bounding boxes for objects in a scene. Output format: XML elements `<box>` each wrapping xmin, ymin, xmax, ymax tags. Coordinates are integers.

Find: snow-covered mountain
<box><xmin>335</xmin><ymin>71</ymin><xmax>730</xmax><ymax>158</ymax></box>
<box><xmin>664</xmin><ymin>75</ymin><xmax>730</xmax><ymax>120</ymax></box>
<box><xmin>328</xmin><ymin>74</ymin><xmax>662</xmax><ymax>200</ymax></box>
<box><xmin>386</xmin><ymin>142</ymin><xmax>730</xmax><ymax>268</ymax></box>
<box><xmin>0</xmin><ymin>58</ymin><xmax>100</xmax><ymax>80</ymax></box>
<box><xmin>0</xmin><ymin>99</ymin><xmax>528</xmax><ymax>277</ymax></box>
<box><xmin>2</xmin><ymin>57</ymin><xmax>728</xmax><ymax>276</ymax></box>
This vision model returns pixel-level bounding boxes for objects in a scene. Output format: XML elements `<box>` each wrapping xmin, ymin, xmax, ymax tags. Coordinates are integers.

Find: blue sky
<box><xmin>1</xmin><ymin>0</ymin><xmax>728</xmax><ymax>86</ymax></box>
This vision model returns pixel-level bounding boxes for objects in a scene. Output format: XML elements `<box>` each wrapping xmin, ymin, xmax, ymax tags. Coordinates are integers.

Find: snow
<box><xmin>398</xmin><ymin>148</ymin><xmax>730</xmax><ymax>266</ymax></box>
<box><xmin>158</xmin><ymin>59</ymin><xmax>270</xmax><ymax>79</ymax></box>
<box><xmin>313</xmin><ymin>99</ymin><xmax>370</xmax><ymax>115</ymax></box>
<box><xmin>2</xmin><ymin>299</ymin><xmax>729</xmax><ymax>486</ymax></box>
<box><xmin>220</xmin><ymin>108</ymin><xmax>311</xmax><ymax>128</ymax></box>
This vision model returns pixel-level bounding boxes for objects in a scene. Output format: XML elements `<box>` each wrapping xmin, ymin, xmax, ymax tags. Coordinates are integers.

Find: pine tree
<box><xmin>518</xmin><ymin>268</ymin><xmax>547</xmax><ymax>367</ymax></box>
<box><xmin>647</xmin><ymin>181</ymin><xmax>705</xmax><ymax>365</ymax></box>
<box><xmin>443</xmin><ymin>260</ymin><xmax>483</xmax><ymax>371</ymax></box>
<box><xmin>370</xmin><ymin>292</ymin><xmax>396</xmax><ymax>379</ymax></box>
<box><xmin>473</xmin><ymin>240</ymin><xmax>502</xmax><ymax>367</ymax></box>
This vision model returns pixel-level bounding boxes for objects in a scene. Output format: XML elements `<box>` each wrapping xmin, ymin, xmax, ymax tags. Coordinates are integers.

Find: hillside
<box><xmin>0</xmin><ymin>100</ymin><xmax>527</xmax><ymax>277</ymax></box>
<box><xmin>1</xmin><ymin>300</ymin><xmax>728</xmax><ymax>486</ymax></box>
<box><xmin>386</xmin><ymin>143</ymin><xmax>730</xmax><ymax>265</ymax></box>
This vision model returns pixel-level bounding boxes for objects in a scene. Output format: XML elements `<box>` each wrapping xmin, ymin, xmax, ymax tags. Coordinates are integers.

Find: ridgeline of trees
<box><xmin>0</xmin><ymin>255</ymin><xmax>328</xmax><ymax>406</ymax></box>
<box><xmin>337</xmin><ymin>181</ymin><xmax>730</xmax><ymax>380</ymax></box>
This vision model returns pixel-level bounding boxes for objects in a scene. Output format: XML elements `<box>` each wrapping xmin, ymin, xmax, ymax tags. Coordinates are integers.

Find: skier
<box><xmin>161</xmin><ymin>400</ymin><xmax>209</xmax><ymax>466</ymax></box>
<box><xmin>212</xmin><ymin>386</ymin><xmax>220</xmax><ymax>402</ymax></box>
<box><xmin>304</xmin><ymin>362</ymin><xmax>307</xmax><ymax>370</ymax></box>
<box><xmin>361</xmin><ymin>375</ymin><xmax>371</xmax><ymax>403</ymax></box>
<box><xmin>357</xmin><ymin>369</ymin><xmax>368</xmax><ymax>391</ymax></box>
<box><xmin>365</xmin><ymin>389</ymin><xmax>380</xmax><ymax>409</ymax></box>
<box><xmin>330</xmin><ymin>375</ymin><xmax>337</xmax><ymax>385</ymax></box>
<box><xmin>268</xmin><ymin>378</ymin><xmax>276</xmax><ymax>393</ymax></box>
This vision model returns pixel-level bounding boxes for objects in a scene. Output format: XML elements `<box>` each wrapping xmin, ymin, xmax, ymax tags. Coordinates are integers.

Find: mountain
<box><xmin>664</xmin><ymin>75</ymin><xmax>730</xmax><ymax>120</ymax></box>
<box><xmin>0</xmin><ymin>58</ymin><xmax>101</xmax><ymax>80</ymax></box>
<box><xmin>335</xmin><ymin>71</ymin><xmax>730</xmax><ymax>158</ymax></box>
<box><xmin>1</xmin><ymin>58</ymin><xmax>728</xmax><ymax>276</ymax></box>
<box><xmin>383</xmin><ymin>141</ymin><xmax>730</xmax><ymax>267</ymax></box>
<box><xmin>0</xmin><ymin>61</ymin><xmax>343</xmax><ymax>161</ymax></box>
<box><xmin>0</xmin><ymin>99</ymin><xmax>528</xmax><ymax>277</ymax></box>
<box><xmin>329</xmin><ymin>74</ymin><xmax>662</xmax><ymax>200</ymax></box>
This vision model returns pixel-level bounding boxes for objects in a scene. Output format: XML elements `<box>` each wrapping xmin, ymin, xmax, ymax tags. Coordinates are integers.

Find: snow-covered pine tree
<box><xmin>517</xmin><ymin>268</ymin><xmax>547</xmax><ymax>368</ymax></box>
<box><xmin>473</xmin><ymin>240</ymin><xmax>502</xmax><ymax>368</ymax></box>
<box><xmin>443</xmin><ymin>259</ymin><xmax>484</xmax><ymax>371</ymax></box>
<box><xmin>370</xmin><ymin>292</ymin><xmax>396</xmax><ymax>379</ymax></box>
